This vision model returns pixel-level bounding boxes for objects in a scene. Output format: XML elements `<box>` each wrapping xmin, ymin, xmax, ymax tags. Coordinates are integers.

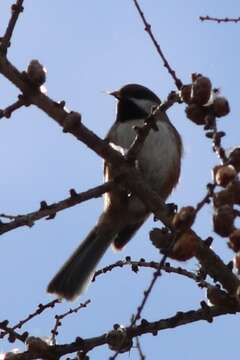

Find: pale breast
<box><xmin>107</xmin><ymin>118</ymin><xmax>182</xmax><ymax>201</ymax></box>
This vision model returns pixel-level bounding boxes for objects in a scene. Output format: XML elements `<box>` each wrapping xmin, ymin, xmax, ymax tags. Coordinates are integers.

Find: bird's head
<box><xmin>110</xmin><ymin>84</ymin><xmax>161</xmax><ymax>122</ymax></box>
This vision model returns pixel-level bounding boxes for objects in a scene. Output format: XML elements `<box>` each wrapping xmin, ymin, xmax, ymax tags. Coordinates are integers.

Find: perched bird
<box><xmin>47</xmin><ymin>84</ymin><xmax>182</xmax><ymax>300</ymax></box>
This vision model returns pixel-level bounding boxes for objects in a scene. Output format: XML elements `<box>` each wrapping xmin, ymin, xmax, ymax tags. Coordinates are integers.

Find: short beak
<box><xmin>107</xmin><ymin>90</ymin><xmax>120</xmax><ymax>99</ymax></box>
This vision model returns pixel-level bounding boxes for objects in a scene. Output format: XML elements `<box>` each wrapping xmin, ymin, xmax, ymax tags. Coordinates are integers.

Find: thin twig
<box><xmin>212</xmin><ymin>129</ymin><xmax>227</xmax><ymax>163</ymax></box>
<box><xmin>0</xmin><ymin>321</ymin><xmax>28</xmax><ymax>344</ymax></box>
<box><xmin>195</xmin><ymin>121</ymin><xmax>227</xmax><ymax>213</ymax></box>
<box><xmin>51</xmin><ymin>300</ymin><xmax>91</xmax><ymax>345</ymax></box>
<box><xmin>132</xmin><ymin>0</ymin><xmax>182</xmax><ymax>89</ymax></box>
<box><xmin>92</xmin><ymin>258</ymin><xmax>211</xmax><ymax>289</ymax></box>
<box><xmin>135</xmin><ymin>336</ymin><xmax>145</xmax><ymax>360</ymax></box>
<box><xmin>0</xmin><ymin>95</ymin><xmax>27</xmax><ymax>119</ymax></box>
<box><xmin>130</xmin><ymin>241</ymin><xmax>176</xmax><ymax>327</ymax></box>
<box><xmin>0</xmin><ymin>0</ymin><xmax>24</xmax><ymax>54</ymax></box>
<box><xmin>200</xmin><ymin>15</ymin><xmax>240</xmax><ymax>23</ymax></box>
<box><xmin>0</xmin><ymin>299</ymin><xmax>60</xmax><ymax>340</ymax></box>
<box><xmin>195</xmin><ymin>183</ymin><xmax>216</xmax><ymax>214</ymax></box>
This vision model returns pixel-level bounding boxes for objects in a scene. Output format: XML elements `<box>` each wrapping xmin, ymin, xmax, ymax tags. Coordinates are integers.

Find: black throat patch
<box><xmin>116</xmin><ymin>98</ymin><xmax>149</xmax><ymax>123</ymax></box>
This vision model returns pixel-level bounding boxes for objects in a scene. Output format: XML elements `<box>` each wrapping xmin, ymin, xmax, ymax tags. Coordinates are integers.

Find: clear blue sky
<box><xmin>0</xmin><ymin>1</ymin><xmax>240</xmax><ymax>359</ymax></box>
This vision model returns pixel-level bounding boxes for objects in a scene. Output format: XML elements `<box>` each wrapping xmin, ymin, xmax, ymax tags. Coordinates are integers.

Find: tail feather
<box><xmin>47</xmin><ymin>225</ymin><xmax>116</xmax><ymax>300</ymax></box>
<box><xmin>112</xmin><ymin>221</ymin><xmax>144</xmax><ymax>250</ymax></box>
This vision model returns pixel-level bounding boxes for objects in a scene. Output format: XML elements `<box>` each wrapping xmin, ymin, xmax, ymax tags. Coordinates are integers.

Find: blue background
<box><xmin>0</xmin><ymin>1</ymin><xmax>240</xmax><ymax>359</ymax></box>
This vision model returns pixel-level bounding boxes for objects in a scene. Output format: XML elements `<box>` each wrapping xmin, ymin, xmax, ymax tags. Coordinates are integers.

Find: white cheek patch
<box><xmin>130</xmin><ymin>97</ymin><xmax>158</xmax><ymax>114</ymax></box>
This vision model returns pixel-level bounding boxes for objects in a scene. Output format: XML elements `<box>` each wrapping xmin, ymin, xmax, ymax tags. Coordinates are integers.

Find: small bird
<box><xmin>47</xmin><ymin>84</ymin><xmax>183</xmax><ymax>300</ymax></box>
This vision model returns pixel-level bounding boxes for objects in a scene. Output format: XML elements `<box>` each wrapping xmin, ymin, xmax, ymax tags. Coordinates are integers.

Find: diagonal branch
<box><xmin>0</xmin><ymin>95</ymin><xmax>28</xmax><ymax>119</ymax></box>
<box><xmin>0</xmin><ymin>321</ymin><xmax>28</xmax><ymax>344</ymax></box>
<box><xmin>0</xmin><ymin>299</ymin><xmax>60</xmax><ymax>342</ymax></box>
<box><xmin>132</xmin><ymin>0</ymin><xmax>183</xmax><ymax>90</ymax></box>
<box><xmin>0</xmin><ymin>182</ymin><xmax>114</xmax><ymax>236</ymax></box>
<box><xmin>0</xmin><ymin>0</ymin><xmax>24</xmax><ymax>55</ymax></box>
<box><xmin>195</xmin><ymin>239</ymin><xmax>240</xmax><ymax>294</ymax></box>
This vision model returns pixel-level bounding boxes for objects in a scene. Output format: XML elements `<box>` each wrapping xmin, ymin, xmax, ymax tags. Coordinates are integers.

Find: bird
<box><xmin>47</xmin><ymin>84</ymin><xmax>183</xmax><ymax>300</ymax></box>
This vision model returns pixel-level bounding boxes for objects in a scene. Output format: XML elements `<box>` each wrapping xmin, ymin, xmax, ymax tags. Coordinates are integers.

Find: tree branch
<box><xmin>0</xmin><ymin>182</ymin><xmax>114</xmax><ymax>235</ymax></box>
<box><xmin>195</xmin><ymin>238</ymin><xmax>240</xmax><ymax>294</ymax></box>
<box><xmin>0</xmin><ymin>95</ymin><xmax>27</xmax><ymax>119</ymax></box>
<box><xmin>200</xmin><ymin>16</ymin><xmax>240</xmax><ymax>23</ymax></box>
<box><xmin>92</xmin><ymin>258</ymin><xmax>211</xmax><ymax>288</ymax></box>
<box><xmin>0</xmin><ymin>0</ymin><xmax>24</xmax><ymax>55</ymax></box>
<box><xmin>132</xmin><ymin>0</ymin><xmax>182</xmax><ymax>89</ymax></box>
<box><xmin>8</xmin><ymin>304</ymin><xmax>240</xmax><ymax>359</ymax></box>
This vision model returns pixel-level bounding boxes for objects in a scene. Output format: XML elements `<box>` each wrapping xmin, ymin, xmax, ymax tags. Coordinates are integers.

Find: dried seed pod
<box><xmin>227</xmin><ymin>180</ymin><xmax>240</xmax><ymax>205</ymax></box>
<box><xmin>150</xmin><ymin>228</ymin><xmax>173</xmax><ymax>250</ymax></box>
<box><xmin>229</xmin><ymin>229</ymin><xmax>240</xmax><ymax>252</ymax></box>
<box><xmin>180</xmin><ymin>84</ymin><xmax>192</xmax><ymax>104</ymax></box>
<box><xmin>213</xmin><ymin>165</ymin><xmax>237</xmax><ymax>187</ymax></box>
<box><xmin>213</xmin><ymin>189</ymin><xmax>234</xmax><ymax>208</ymax></box>
<box><xmin>27</xmin><ymin>60</ymin><xmax>47</xmax><ymax>86</ymax></box>
<box><xmin>172</xmin><ymin>206</ymin><xmax>196</xmax><ymax>231</ymax></box>
<box><xmin>106</xmin><ymin>326</ymin><xmax>132</xmax><ymax>353</ymax></box>
<box><xmin>26</xmin><ymin>336</ymin><xmax>50</xmax><ymax>352</ymax></box>
<box><xmin>213</xmin><ymin>96</ymin><xmax>230</xmax><ymax>117</ymax></box>
<box><xmin>228</xmin><ymin>147</ymin><xmax>240</xmax><ymax>172</ymax></box>
<box><xmin>213</xmin><ymin>205</ymin><xmax>236</xmax><ymax>237</ymax></box>
<box><xmin>185</xmin><ymin>104</ymin><xmax>209</xmax><ymax>125</ymax></box>
<box><xmin>192</xmin><ymin>76</ymin><xmax>212</xmax><ymax>105</ymax></box>
<box><xmin>169</xmin><ymin>229</ymin><xmax>198</xmax><ymax>261</ymax></box>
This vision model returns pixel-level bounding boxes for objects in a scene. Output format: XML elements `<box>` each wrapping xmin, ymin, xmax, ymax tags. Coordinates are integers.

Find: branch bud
<box><xmin>27</xmin><ymin>60</ymin><xmax>47</xmax><ymax>86</ymax></box>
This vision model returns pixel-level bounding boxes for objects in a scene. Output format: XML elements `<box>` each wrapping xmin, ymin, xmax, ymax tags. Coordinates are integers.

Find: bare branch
<box><xmin>8</xmin><ymin>304</ymin><xmax>240</xmax><ymax>359</ymax></box>
<box><xmin>93</xmin><ymin>258</ymin><xmax>211</xmax><ymax>289</ymax></box>
<box><xmin>0</xmin><ymin>95</ymin><xmax>27</xmax><ymax>119</ymax></box>
<box><xmin>0</xmin><ymin>0</ymin><xmax>24</xmax><ymax>55</ymax></box>
<box><xmin>0</xmin><ymin>299</ymin><xmax>60</xmax><ymax>341</ymax></box>
<box><xmin>135</xmin><ymin>336</ymin><xmax>145</xmax><ymax>360</ymax></box>
<box><xmin>132</xmin><ymin>0</ymin><xmax>182</xmax><ymax>89</ymax></box>
<box><xmin>200</xmin><ymin>15</ymin><xmax>240</xmax><ymax>23</ymax></box>
<box><xmin>195</xmin><ymin>238</ymin><xmax>240</xmax><ymax>294</ymax></box>
<box><xmin>0</xmin><ymin>321</ymin><xmax>28</xmax><ymax>344</ymax></box>
<box><xmin>130</xmin><ymin>243</ymin><xmax>174</xmax><ymax>327</ymax></box>
<box><xmin>0</xmin><ymin>182</ymin><xmax>114</xmax><ymax>235</ymax></box>
<box><xmin>51</xmin><ymin>300</ymin><xmax>91</xmax><ymax>345</ymax></box>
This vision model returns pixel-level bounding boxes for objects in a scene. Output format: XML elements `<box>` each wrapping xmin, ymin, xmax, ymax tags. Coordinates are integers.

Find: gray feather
<box><xmin>47</xmin><ymin>226</ymin><xmax>116</xmax><ymax>300</ymax></box>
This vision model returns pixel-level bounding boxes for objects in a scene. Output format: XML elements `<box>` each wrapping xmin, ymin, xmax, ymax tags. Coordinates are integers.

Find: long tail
<box><xmin>47</xmin><ymin>224</ymin><xmax>117</xmax><ymax>300</ymax></box>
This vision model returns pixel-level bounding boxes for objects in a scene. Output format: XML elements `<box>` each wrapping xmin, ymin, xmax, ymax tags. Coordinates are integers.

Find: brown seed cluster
<box><xmin>181</xmin><ymin>74</ymin><xmax>230</xmax><ymax>126</ymax></box>
<box><xmin>211</xmin><ymin>147</ymin><xmax>240</xmax><ymax>272</ymax></box>
<box><xmin>150</xmin><ymin>206</ymin><xmax>198</xmax><ymax>262</ymax></box>
<box><xmin>172</xmin><ymin>206</ymin><xmax>196</xmax><ymax>231</ymax></box>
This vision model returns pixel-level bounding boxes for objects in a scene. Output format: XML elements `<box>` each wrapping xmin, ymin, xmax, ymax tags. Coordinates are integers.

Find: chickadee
<box><xmin>47</xmin><ymin>84</ymin><xmax>182</xmax><ymax>300</ymax></box>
